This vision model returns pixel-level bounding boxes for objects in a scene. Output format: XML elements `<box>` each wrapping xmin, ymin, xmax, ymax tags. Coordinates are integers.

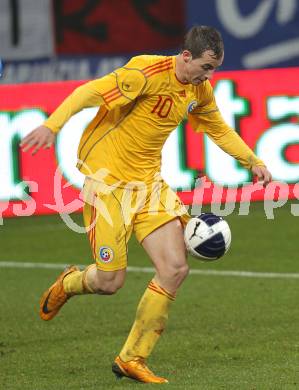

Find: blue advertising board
<box><xmin>187</xmin><ymin>0</ymin><xmax>299</xmax><ymax>70</ymax></box>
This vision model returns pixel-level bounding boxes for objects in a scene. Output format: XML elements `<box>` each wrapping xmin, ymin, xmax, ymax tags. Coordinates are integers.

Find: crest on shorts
<box><xmin>99</xmin><ymin>246</ymin><xmax>114</xmax><ymax>263</ymax></box>
<box><xmin>187</xmin><ymin>100</ymin><xmax>198</xmax><ymax>114</ymax></box>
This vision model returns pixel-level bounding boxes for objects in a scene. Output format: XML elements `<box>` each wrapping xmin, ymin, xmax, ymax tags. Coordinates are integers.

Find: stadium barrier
<box><xmin>1</xmin><ymin>67</ymin><xmax>299</xmax><ymax>218</ymax></box>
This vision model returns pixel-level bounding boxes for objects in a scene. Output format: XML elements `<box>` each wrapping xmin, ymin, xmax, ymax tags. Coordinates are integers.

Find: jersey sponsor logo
<box><xmin>187</xmin><ymin>100</ymin><xmax>198</xmax><ymax>113</ymax></box>
<box><xmin>99</xmin><ymin>246</ymin><xmax>114</xmax><ymax>263</ymax></box>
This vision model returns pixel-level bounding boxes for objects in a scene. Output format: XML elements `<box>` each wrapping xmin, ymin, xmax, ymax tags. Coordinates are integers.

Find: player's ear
<box><xmin>182</xmin><ymin>50</ymin><xmax>192</xmax><ymax>64</ymax></box>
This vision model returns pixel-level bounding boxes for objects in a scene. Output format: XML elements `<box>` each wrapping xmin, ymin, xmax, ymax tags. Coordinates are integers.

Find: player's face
<box><xmin>182</xmin><ymin>50</ymin><xmax>224</xmax><ymax>85</ymax></box>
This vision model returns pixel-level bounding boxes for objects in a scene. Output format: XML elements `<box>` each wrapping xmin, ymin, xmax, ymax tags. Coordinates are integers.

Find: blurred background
<box><xmin>1</xmin><ymin>0</ymin><xmax>299</xmax><ymax>83</ymax></box>
<box><xmin>0</xmin><ymin>0</ymin><xmax>299</xmax><ymax>83</ymax></box>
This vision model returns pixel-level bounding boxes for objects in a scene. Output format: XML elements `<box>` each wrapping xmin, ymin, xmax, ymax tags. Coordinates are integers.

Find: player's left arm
<box><xmin>251</xmin><ymin>165</ymin><xmax>272</xmax><ymax>186</ymax></box>
<box><xmin>189</xmin><ymin>81</ymin><xmax>272</xmax><ymax>186</ymax></box>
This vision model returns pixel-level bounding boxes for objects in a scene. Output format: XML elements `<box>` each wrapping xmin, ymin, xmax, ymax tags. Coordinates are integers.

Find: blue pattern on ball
<box><xmin>194</xmin><ymin>232</ymin><xmax>226</xmax><ymax>258</ymax></box>
<box><xmin>197</xmin><ymin>213</ymin><xmax>222</xmax><ymax>227</ymax></box>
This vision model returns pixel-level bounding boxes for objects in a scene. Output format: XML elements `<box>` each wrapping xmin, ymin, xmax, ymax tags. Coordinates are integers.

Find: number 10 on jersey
<box><xmin>151</xmin><ymin>96</ymin><xmax>173</xmax><ymax>118</ymax></box>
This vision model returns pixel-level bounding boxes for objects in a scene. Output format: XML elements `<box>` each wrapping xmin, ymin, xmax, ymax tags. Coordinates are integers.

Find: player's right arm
<box><xmin>21</xmin><ymin>57</ymin><xmax>147</xmax><ymax>155</ymax></box>
<box><xmin>21</xmin><ymin>125</ymin><xmax>56</xmax><ymax>155</ymax></box>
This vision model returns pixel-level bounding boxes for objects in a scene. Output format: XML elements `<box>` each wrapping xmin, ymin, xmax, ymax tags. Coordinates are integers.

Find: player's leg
<box><xmin>113</xmin><ymin>218</ymin><xmax>187</xmax><ymax>383</ymax></box>
<box><xmin>39</xmin><ymin>266</ymin><xmax>126</xmax><ymax>321</ymax></box>
<box><xmin>117</xmin><ymin>218</ymin><xmax>187</xmax><ymax>355</ymax></box>
<box><xmin>113</xmin><ymin>182</ymin><xmax>189</xmax><ymax>383</ymax></box>
<box><xmin>81</xmin><ymin>264</ymin><xmax>126</xmax><ymax>295</ymax></box>
<box><xmin>39</xmin><ymin>182</ymin><xmax>131</xmax><ymax>321</ymax></box>
<box><xmin>142</xmin><ymin>217</ymin><xmax>188</xmax><ymax>293</ymax></box>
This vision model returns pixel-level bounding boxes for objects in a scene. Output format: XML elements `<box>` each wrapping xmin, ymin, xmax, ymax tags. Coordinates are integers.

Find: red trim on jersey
<box><xmin>106</xmin><ymin>91</ymin><xmax>122</xmax><ymax>103</ymax></box>
<box><xmin>102</xmin><ymin>87</ymin><xmax>119</xmax><ymax>98</ymax></box>
<box><xmin>142</xmin><ymin>57</ymin><xmax>172</xmax><ymax>72</ymax></box>
<box><xmin>145</xmin><ymin>64</ymin><xmax>173</xmax><ymax>78</ymax></box>
<box><xmin>174</xmin><ymin>72</ymin><xmax>189</xmax><ymax>85</ymax></box>
<box><xmin>90</xmin><ymin>203</ymin><xmax>95</xmax><ymax>259</ymax></box>
<box><xmin>145</xmin><ymin>62</ymin><xmax>172</xmax><ymax>75</ymax></box>
<box><xmin>89</xmin><ymin>194</ymin><xmax>97</xmax><ymax>260</ymax></box>
<box><xmin>104</xmin><ymin>90</ymin><xmax>122</xmax><ymax>102</ymax></box>
<box><xmin>144</xmin><ymin>59</ymin><xmax>172</xmax><ymax>75</ymax></box>
<box><xmin>144</xmin><ymin>63</ymin><xmax>172</xmax><ymax>77</ymax></box>
<box><xmin>87</xmin><ymin>193</ymin><xmax>94</xmax><ymax>240</ymax></box>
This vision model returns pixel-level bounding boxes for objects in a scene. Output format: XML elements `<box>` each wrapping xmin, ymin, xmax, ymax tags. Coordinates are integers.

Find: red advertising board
<box><xmin>1</xmin><ymin>67</ymin><xmax>299</xmax><ymax>218</ymax></box>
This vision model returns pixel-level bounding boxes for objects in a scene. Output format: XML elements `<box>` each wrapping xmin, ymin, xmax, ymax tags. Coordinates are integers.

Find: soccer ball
<box><xmin>184</xmin><ymin>213</ymin><xmax>231</xmax><ymax>261</ymax></box>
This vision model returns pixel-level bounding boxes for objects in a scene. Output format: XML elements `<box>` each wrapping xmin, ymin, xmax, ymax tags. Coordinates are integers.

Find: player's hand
<box><xmin>20</xmin><ymin>125</ymin><xmax>56</xmax><ymax>155</ymax></box>
<box><xmin>251</xmin><ymin>165</ymin><xmax>272</xmax><ymax>187</ymax></box>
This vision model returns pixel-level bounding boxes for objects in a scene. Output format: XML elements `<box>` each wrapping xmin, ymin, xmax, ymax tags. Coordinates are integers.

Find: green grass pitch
<box><xmin>1</xmin><ymin>201</ymin><xmax>299</xmax><ymax>389</ymax></box>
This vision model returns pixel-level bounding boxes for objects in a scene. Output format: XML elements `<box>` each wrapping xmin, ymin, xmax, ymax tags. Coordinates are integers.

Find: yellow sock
<box><xmin>63</xmin><ymin>265</ymin><xmax>94</xmax><ymax>295</ymax></box>
<box><xmin>119</xmin><ymin>279</ymin><xmax>175</xmax><ymax>361</ymax></box>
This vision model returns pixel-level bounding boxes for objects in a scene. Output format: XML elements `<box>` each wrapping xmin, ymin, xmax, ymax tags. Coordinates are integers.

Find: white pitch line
<box><xmin>1</xmin><ymin>261</ymin><xmax>299</xmax><ymax>280</ymax></box>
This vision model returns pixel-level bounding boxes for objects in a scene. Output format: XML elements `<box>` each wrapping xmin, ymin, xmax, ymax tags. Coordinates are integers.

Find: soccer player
<box><xmin>21</xmin><ymin>26</ymin><xmax>272</xmax><ymax>384</ymax></box>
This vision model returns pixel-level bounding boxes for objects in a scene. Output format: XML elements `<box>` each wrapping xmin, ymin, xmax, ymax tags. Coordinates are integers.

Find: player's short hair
<box><xmin>182</xmin><ymin>26</ymin><xmax>224</xmax><ymax>60</ymax></box>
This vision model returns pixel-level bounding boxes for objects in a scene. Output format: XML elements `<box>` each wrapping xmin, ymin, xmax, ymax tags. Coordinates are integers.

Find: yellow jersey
<box><xmin>44</xmin><ymin>55</ymin><xmax>264</xmax><ymax>185</ymax></box>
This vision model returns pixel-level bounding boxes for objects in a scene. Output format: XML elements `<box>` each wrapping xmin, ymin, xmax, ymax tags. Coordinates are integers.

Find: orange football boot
<box><xmin>112</xmin><ymin>356</ymin><xmax>168</xmax><ymax>384</ymax></box>
<box><xmin>39</xmin><ymin>265</ymin><xmax>80</xmax><ymax>321</ymax></box>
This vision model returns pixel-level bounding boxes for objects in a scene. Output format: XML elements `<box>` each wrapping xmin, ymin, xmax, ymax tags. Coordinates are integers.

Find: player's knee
<box><xmin>161</xmin><ymin>258</ymin><xmax>189</xmax><ymax>282</ymax></box>
<box><xmin>173</xmin><ymin>262</ymin><xmax>189</xmax><ymax>282</ymax></box>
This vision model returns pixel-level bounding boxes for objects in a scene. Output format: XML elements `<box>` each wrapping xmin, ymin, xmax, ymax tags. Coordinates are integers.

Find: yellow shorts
<box><xmin>83</xmin><ymin>177</ymin><xmax>190</xmax><ymax>271</ymax></box>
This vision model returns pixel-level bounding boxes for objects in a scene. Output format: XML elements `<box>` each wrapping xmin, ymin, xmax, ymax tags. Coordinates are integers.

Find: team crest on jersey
<box><xmin>99</xmin><ymin>246</ymin><xmax>114</xmax><ymax>263</ymax></box>
<box><xmin>187</xmin><ymin>100</ymin><xmax>198</xmax><ymax>114</ymax></box>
